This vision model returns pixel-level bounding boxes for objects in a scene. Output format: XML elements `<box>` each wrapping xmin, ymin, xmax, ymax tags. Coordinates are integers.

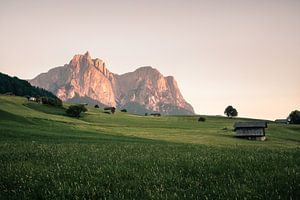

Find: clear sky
<box><xmin>0</xmin><ymin>0</ymin><xmax>299</xmax><ymax>120</ymax></box>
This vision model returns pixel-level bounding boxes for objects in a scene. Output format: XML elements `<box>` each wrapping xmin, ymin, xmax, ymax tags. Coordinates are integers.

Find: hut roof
<box><xmin>275</xmin><ymin>119</ymin><xmax>288</xmax><ymax>123</ymax></box>
<box><xmin>234</xmin><ymin>121</ymin><xmax>267</xmax><ymax>130</ymax></box>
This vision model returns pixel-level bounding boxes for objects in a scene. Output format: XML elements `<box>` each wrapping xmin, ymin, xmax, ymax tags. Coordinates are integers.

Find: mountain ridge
<box><xmin>30</xmin><ymin>52</ymin><xmax>194</xmax><ymax>115</ymax></box>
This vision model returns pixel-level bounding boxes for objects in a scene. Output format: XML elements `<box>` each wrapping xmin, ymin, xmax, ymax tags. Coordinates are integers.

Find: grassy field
<box><xmin>0</xmin><ymin>95</ymin><xmax>299</xmax><ymax>199</ymax></box>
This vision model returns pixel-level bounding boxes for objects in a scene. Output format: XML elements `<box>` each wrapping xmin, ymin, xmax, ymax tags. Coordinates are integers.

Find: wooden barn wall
<box><xmin>236</xmin><ymin>128</ymin><xmax>264</xmax><ymax>136</ymax></box>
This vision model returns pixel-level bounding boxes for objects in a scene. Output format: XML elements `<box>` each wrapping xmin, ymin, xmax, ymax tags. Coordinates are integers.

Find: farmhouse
<box><xmin>104</xmin><ymin>106</ymin><xmax>116</xmax><ymax>114</ymax></box>
<box><xmin>29</xmin><ymin>97</ymin><xmax>36</xmax><ymax>102</ymax></box>
<box><xmin>234</xmin><ymin>121</ymin><xmax>267</xmax><ymax>141</ymax></box>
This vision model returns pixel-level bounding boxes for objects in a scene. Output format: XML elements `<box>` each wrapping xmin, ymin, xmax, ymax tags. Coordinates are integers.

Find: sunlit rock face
<box><xmin>30</xmin><ymin>52</ymin><xmax>116</xmax><ymax>107</ymax></box>
<box><xmin>30</xmin><ymin>52</ymin><xmax>194</xmax><ymax>115</ymax></box>
<box><xmin>114</xmin><ymin>67</ymin><xmax>194</xmax><ymax>114</ymax></box>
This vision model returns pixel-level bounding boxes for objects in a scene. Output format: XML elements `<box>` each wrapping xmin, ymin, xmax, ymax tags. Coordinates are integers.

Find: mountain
<box><xmin>0</xmin><ymin>72</ymin><xmax>59</xmax><ymax>100</ymax></box>
<box><xmin>30</xmin><ymin>52</ymin><xmax>194</xmax><ymax>115</ymax></box>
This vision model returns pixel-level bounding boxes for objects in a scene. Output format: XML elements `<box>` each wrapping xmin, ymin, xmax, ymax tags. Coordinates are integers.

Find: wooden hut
<box><xmin>29</xmin><ymin>97</ymin><xmax>36</xmax><ymax>102</ymax></box>
<box><xmin>104</xmin><ymin>107</ymin><xmax>116</xmax><ymax>114</ymax></box>
<box><xmin>234</xmin><ymin>121</ymin><xmax>267</xmax><ymax>141</ymax></box>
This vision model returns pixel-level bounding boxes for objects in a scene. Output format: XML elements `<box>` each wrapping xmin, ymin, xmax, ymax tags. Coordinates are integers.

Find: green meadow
<box><xmin>0</xmin><ymin>95</ymin><xmax>299</xmax><ymax>199</ymax></box>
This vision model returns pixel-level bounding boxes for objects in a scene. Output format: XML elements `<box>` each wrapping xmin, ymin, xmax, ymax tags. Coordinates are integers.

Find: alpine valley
<box><xmin>30</xmin><ymin>52</ymin><xmax>194</xmax><ymax>115</ymax></box>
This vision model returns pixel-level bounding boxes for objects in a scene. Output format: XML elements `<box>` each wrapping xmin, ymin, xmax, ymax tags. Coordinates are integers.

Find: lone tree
<box><xmin>288</xmin><ymin>110</ymin><xmax>300</xmax><ymax>124</ymax></box>
<box><xmin>66</xmin><ymin>105</ymin><xmax>87</xmax><ymax>118</ymax></box>
<box><xmin>224</xmin><ymin>105</ymin><xmax>238</xmax><ymax>117</ymax></box>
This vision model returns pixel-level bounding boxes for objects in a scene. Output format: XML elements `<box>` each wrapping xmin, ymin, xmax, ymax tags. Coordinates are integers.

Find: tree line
<box><xmin>0</xmin><ymin>72</ymin><xmax>60</xmax><ymax>101</ymax></box>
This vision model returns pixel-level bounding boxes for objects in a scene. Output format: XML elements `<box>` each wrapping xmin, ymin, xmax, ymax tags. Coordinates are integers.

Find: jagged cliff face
<box><xmin>30</xmin><ymin>52</ymin><xmax>116</xmax><ymax>107</ymax></box>
<box><xmin>30</xmin><ymin>52</ymin><xmax>194</xmax><ymax>115</ymax></box>
<box><xmin>114</xmin><ymin>67</ymin><xmax>194</xmax><ymax>114</ymax></box>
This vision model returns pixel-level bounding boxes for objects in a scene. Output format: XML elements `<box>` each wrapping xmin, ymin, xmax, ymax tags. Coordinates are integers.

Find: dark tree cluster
<box><xmin>288</xmin><ymin>110</ymin><xmax>300</xmax><ymax>124</ymax></box>
<box><xmin>66</xmin><ymin>105</ymin><xmax>87</xmax><ymax>118</ymax></box>
<box><xmin>224</xmin><ymin>105</ymin><xmax>238</xmax><ymax>117</ymax></box>
<box><xmin>41</xmin><ymin>96</ymin><xmax>62</xmax><ymax>107</ymax></box>
<box><xmin>121</xmin><ymin>109</ymin><xmax>127</xmax><ymax>113</ymax></box>
<box><xmin>0</xmin><ymin>72</ymin><xmax>59</xmax><ymax>100</ymax></box>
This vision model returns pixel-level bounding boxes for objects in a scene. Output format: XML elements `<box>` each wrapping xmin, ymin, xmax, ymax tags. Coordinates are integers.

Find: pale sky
<box><xmin>0</xmin><ymin>0</ymin><xmax>299</xmax><ymax>120</ymax></box>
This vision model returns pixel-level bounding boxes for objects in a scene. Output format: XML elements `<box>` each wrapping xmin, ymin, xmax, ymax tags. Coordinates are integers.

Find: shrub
<box><xmin>66</xmin><ymin>105</ymin><xmax>87</xmax><ymax>118</ymax></box>
<box><xmin>121</xmin><ymin>109</ymin><xmax>127</xmax><ymax>113</ymax></box>
<box><xmin>94</xmin><ymin>105</ymin><xmax>99</xmax><ymax>108</ymax></box>
<box><xmin>198</xmin><ymin>117</ymin><xmax>206</xmax><ymax>122</ymax></box>
<box><xmin>41</xmin><ymin>96</ymin><xmax>62</xmax><ymax>107</ymax></box>
<box><xmin>288</xmin><ymin>110</ymin><xmax>300</xmax><ymax>124</ymax></box>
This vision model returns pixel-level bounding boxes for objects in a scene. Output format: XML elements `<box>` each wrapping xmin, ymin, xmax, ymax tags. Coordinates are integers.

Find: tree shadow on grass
<box><xmin>0</xmin><ymin>117</ymin><xmax>172</xmax><ymax>145</ymax></box>
<box><xmin>0</xmin><ymin>109</ymin><xmax>34</xmax><ymax>124</ymax></box>
<box><xmin>23</xmin><ymin>102</ymin><xmax>66</xmax><ymax>116</ymax></box>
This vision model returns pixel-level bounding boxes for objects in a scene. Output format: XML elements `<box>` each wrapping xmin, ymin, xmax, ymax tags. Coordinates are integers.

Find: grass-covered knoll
<box><xmin>0</xmin><ymin>95</ymin><xmax>299</xmax><ymax>199</ymax></box>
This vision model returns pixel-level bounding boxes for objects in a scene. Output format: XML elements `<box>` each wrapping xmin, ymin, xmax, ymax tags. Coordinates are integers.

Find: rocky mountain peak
<box><xmin>70</xmin><ymin>51</ymin><xmax>92</xmax><ymax>63</ymax></box>
<box><xmin>83</xmin><ymin>51</ymin><xmax>92</xmax><ymax>61</ymax></box>
<box><xmin>30</xmin><ymin>52</ymin><xmax>195</xmax><ymax>115</ymax></box>
<box><xmin>84</xmin><ymin>51</ymin><xmax>91</xmax><ymax>57</ymax></box>
<box><xmin>134</xmin><ymin>66</ymin><xmax>160</xmax><ymax>74</ymax></box>
<box><xmin>135</xmin><ymin>66</ymin><xmax>156</xmax><ymax>71</ymax></box>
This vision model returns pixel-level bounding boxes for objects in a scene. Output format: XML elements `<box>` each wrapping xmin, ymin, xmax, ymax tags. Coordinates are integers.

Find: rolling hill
<box><xmin>0</xmin><ymin>95</ymin><xmax>299</xmax><ymax>199</ymax></box>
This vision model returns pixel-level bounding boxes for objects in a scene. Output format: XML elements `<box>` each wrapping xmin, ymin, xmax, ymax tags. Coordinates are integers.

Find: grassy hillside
<box><xmin>0</xmin><ymin>95</ymin><xmax>299</xmax><ymax>199</ymax></box>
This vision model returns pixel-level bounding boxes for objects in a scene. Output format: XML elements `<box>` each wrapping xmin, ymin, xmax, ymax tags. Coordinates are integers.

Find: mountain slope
<box><xmin>30</xmin><ymin>52</ymin><xmax>194</xmax><ymax>115</ymax></box>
